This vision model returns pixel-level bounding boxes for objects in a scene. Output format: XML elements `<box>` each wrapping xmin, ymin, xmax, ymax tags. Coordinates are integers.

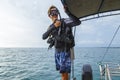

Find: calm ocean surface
<box><xmin>0</xmin><ymin>47</ymin><xmax>120</xmax><ymax>80</ymax></box>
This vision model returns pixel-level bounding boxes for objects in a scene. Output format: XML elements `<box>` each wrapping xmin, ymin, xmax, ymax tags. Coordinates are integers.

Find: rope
<box><xmin>100</xmin><ymin>25</ymin><xmax>120</xmax><ymax>63</ymax></box>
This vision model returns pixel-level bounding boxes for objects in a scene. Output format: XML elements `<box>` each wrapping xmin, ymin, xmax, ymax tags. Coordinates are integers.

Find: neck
<box><xmin>52</xmin><ymin>18</ymin><xmax>57</xmax><ymax>22</ymax></box>
<box><xmin>51</xmin><ymin>16</ymin><xmax>58</xmax><ymax>22</ymax></box>
<box><xmin>52</xmin><ymin>19</ymin><xmax>56</xmax><ymax>22</ymax></box>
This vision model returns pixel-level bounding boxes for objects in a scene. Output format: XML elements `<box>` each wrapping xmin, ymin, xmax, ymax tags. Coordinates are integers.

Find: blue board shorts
<box><xmin>55</xmin><ymin>51</ymin><xmax>71</xmax><ymax>73</ymax></box>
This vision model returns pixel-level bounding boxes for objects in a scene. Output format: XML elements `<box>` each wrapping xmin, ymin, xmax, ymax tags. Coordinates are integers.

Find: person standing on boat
<box><xmin>42</xmin><ymin>5</ymin><xmax>81</xmax><ymax>80</ymax></box>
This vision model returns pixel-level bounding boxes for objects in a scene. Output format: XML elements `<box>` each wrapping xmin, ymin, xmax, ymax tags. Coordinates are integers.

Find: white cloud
<box><xmin>78</xmin><ymin>23</ymin><xmax>96</xmax><ymax>34</ymax></box>
<box><xmin>0</xmin><ymin>0</ymin><xmax>67</xmax><ymax>47</ymax></box>
<box><xmin>0</xmin><ymin>1</ymin><xmax>40</xmax><ymax>47</ymax></box>
<box><xmin>78</xmin><ymin>40</ymin><xmax>104</xmax><ymax>44</ymax></box>
<box><xmin>75</xmin><ymin>14</ymin><xmax>120</xmax><ymax>47</ymax></box>
<box><xmin>0</xmin><ymin>0</ymin><xmax>120</xmax><ymax>47</ymax></box>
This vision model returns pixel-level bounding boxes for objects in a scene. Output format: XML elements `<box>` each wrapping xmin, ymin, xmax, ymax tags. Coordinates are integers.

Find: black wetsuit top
<box><xmin>42</xmin><ymin>18</ymin><xmax>81</xmax><ymax>52</ymax></box>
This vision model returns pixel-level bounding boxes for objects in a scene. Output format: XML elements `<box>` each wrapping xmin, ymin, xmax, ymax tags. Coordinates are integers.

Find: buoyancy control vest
<box><xmin>50</xmin><ymin>19</ymin><xmax>75</xmax><ymax>49</ymax></box>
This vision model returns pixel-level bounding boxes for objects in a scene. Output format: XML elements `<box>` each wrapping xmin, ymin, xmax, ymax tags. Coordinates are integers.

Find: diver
<box><xmin>42</xmin><ymin>5</ymin><xmax>81</xmax><ymax>80</ymax></box>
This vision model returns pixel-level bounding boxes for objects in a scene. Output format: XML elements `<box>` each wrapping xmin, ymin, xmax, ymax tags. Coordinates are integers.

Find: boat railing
<box><xmin>99</xmin><ymin>62</ymin><xmax>120</xmax><ymax>80</ymax></box>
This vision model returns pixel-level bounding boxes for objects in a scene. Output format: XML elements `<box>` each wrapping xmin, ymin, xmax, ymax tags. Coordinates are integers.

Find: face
<box><xmin>49</xmin><ymin>8</ymin><xmax>58</xmax><ymax>19</ymax></box>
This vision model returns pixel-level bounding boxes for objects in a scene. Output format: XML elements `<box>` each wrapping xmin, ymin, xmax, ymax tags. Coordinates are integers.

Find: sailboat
<box><xmin>60</xmin><ymin>0</ymin><xmax>120</xmax><ymax>80</ymax></box>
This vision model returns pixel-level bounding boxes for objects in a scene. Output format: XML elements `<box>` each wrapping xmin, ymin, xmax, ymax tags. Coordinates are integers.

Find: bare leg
<box><xmin>61</xmin><ymin>73</ymin><xmax>69</xmax><ymax>80</ymax></box>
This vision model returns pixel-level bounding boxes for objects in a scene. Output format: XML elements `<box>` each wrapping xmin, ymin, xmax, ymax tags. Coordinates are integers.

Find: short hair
<box><xmin>48</xmin><ymin>5</ymin><xmax>57</xmax><ymax>17</ymax></box>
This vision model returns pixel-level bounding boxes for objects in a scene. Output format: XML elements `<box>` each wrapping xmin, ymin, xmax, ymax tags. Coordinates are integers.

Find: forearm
<box><xmin>42</xmin><ymin>24</ymin><xmax>55</xmax><ymax>40</ymax></box>
<box><xmin>64</xmin><ymin>6</ymin><xmax>81</xmax><ymax>26</ymax></box>
<box><xmin>64</xmin><ymin>18</ymin><xmax>81</xmax><ymax>27</ymax></box>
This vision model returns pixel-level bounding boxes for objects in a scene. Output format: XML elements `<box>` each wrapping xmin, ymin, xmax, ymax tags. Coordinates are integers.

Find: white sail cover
<box><xmin>61</xmin><ymin>0</ymin><xmax>120</xmax><ymax>18</ymax></box>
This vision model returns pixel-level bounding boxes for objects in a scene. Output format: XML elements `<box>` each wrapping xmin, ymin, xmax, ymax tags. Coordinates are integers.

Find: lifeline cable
<box><xmin>100</xmin><ymin>25</ymin><xmax>120</xmax><ymax>63</ymax></box>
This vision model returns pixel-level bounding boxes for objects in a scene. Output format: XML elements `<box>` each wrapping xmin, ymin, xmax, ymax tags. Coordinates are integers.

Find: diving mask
<box><xmin>50</xmin><ymin>10</ymin><xmax>59</xmax><ymax>16</ymax></box>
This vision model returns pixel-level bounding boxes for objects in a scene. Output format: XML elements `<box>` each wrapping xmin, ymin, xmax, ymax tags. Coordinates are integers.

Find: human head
<box><xmin>48</xmin><ymin>5</ymin><xmax>59</xmax><ymax>18</ymax></box>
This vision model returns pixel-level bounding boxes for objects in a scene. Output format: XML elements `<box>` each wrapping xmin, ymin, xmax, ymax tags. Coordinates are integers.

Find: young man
<box><xmin>42</xmin><ymin>5</ymin><xmax>81</xmax><ymax>80</ymax></box>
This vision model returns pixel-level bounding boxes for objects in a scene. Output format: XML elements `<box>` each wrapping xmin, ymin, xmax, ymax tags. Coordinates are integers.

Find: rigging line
<box><xmin>100</xmin><ymin>25</ymin><xmax>120</xmax><ymax>63</ymax></box>
<box><xmin>97</xmin><ymin>0</ymin><xmax>105</xmax><ymax>17</ymax></box>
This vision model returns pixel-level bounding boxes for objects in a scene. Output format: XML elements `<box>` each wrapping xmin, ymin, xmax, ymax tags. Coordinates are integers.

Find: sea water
<box><xmin>0</xmin><ymin>47</ymin><xmax>120</xmax><ymax>80</ymax></box>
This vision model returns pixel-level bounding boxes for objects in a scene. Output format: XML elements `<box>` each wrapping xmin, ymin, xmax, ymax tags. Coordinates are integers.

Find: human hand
<box><xmin>54</xmin><ymin>20</ymin><xmax>61</xmax><ymax>28</ymax></box>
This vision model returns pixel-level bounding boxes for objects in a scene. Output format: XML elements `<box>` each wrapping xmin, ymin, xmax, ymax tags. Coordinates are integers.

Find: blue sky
<box><xmin>0</xmin><ymin>0</ymin><xmax>120</xmax><ymax>48</ymax></box>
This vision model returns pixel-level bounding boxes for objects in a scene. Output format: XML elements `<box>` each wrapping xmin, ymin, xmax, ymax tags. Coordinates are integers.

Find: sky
<box><xmin>0</xmin><ymin>0</ymin><xmax>120</xmax><ymax>48</ymax></box>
